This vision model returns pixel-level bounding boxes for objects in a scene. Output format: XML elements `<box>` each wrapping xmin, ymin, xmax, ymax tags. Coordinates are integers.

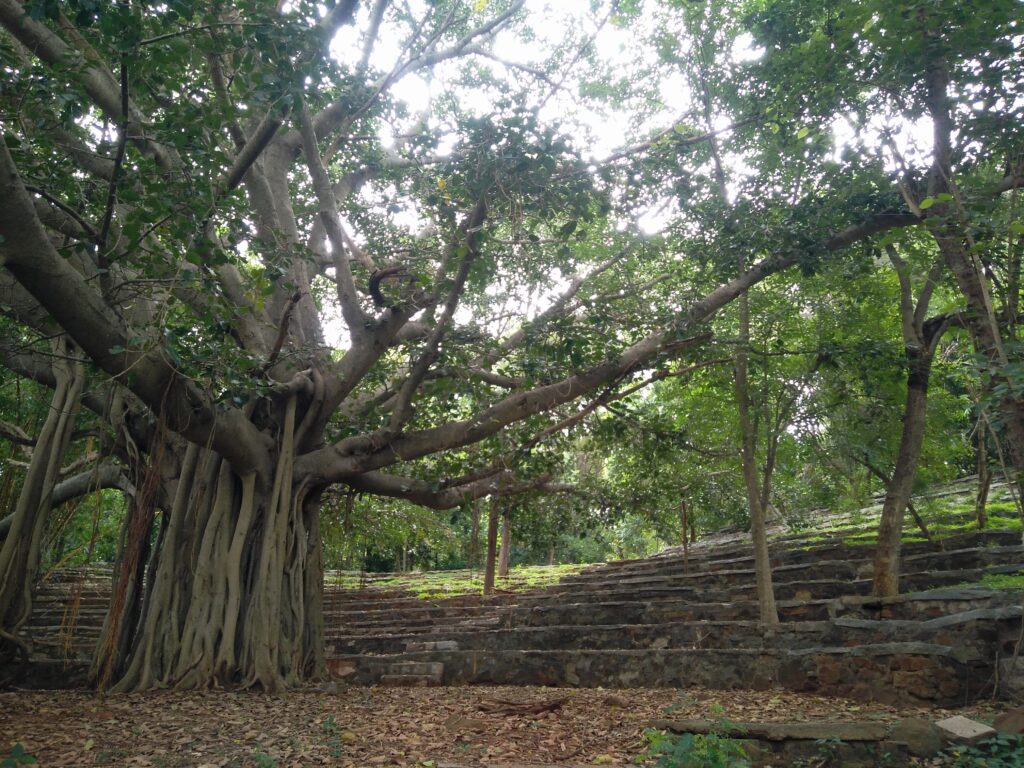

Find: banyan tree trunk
<box><xmin>92</xmin><ymin>395</ymin><xmax>326</xmax><ymax>692</ymax></box>
<box><xmin>0</xmin><ymin>336</ymin><xmax>84</xmax><ymax>658</ymax></box>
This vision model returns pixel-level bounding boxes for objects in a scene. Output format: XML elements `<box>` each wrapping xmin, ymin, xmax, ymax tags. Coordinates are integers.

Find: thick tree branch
<box><xmin>342</xmin><ymin>469</ymin><xmax>572</xmax><ymax>510</ymax></box>
<box><xmin>50</xmin><ymin>462</ymin><xmax>132</xmax><ymax>506</ymax></box>
<box><xmin>0</xmin><ymin>0</ymin><xmax>174</xmax><ymax>169</ymax></box>
<box><xmin>359</xmin><ymin>0</ymin><xmax>389</xmax><ymax>70</ymax></box>
<box><xmin>0</xmin><ymin>140</ymin><xmax>271</xmax><ymax>472</ymax></box>
<box><xmin>387</xmin><ymin>198</ymin><xmax>488</xmax><ymax>432</ymax></box>
<box><xmin>297</xmin><ymin>102</ymin><xmax>367</xmax><ymax>333</ymax></box>
<box><xmin>477</xmin><ymin>250</ymin><xmax>628</xmax><ymax>367</ymax></box>
<box><xmin>301</xmin><ymin>210</ymin><xmax>921</xmax><ymax>484</ymax></box>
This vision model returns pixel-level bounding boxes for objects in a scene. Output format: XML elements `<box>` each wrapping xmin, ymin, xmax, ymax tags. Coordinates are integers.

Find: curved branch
<box><xmin>50</xmin><ymin>462</ymin><xmax>133</xmax><ymax>506</ymax></box>
<box><xmin>301</xmin><ymin>210</ymin><xmax>921</xmax><ymax>484</ymax></box>
<box><xmin>0</xmin><ymin>0</ymin><xmax>174</xmax><ymax>169</ymax></box>
<box><xmin>0</xmin><ymin>140</ymin><xmax>271</xmax><ymax>472</ymax></box>
<box><xmin>342</xmin><ymin>468</ymin><xmax>572</xmax><ymax>510</ymax></box>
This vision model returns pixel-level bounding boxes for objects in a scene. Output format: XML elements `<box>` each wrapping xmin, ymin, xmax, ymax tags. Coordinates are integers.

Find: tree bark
<box><xmin>976</xmin><ymin>421</ymin><xmax>990</xmax><ymax>529</ymax></box>
<box><xmin>498</xmin><ymin>512</ymin><xmax>511</xmax><ymax>579</ymax></box>
<box><xmin>468</xmin><ymin>501</ymin><xmax>480</xmax><ymax>574</ymax></box>
<box><xmin>871</xmin><ymin>352</ymin><xmax>935</xmax><ymax>596</ymax></box>
<box><xmin>735</xmin><ymin>288</ymin><xmax>779</xmax><ymax>625</ymax></box>
<box><xmin>89</xmin><ymin>395</ymin><xmax>326</xmax><ymax>692</ymax></box>
<box><xmin>681</xmin><ymin>497</ymin><xmax>690</xmax><ymax>574</ymax></box>
<box><xmin>0</xmin><ymin>336</ymin><xmax>83</xmax><ymax>658</ymax></box>
<box><xmin>922</xmin><ymin>54</ymin><xmax>1024</xmax><ymax>489</ymax></box>
<box><xmin>483</xmin><ymin>496</ymin><xmax>499</xmax><ymax>595</ymax></box>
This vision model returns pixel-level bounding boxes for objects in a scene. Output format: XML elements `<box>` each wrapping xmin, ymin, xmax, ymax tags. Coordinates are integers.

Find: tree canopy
<box><xmin>0</xmin><ymin>0</ymin><xmax>1022</xmax><ymax>690</ymax></box>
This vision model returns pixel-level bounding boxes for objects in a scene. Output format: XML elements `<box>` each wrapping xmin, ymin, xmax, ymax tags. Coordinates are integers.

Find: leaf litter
<box><xmin>0</xmin><ymin>685</ymin><xmax>1002</xmax><ymax>766</ymax></box>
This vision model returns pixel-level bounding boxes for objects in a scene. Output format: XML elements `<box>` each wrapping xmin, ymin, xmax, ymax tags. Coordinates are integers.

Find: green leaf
<box><xmin>559</xmin><ymin>220</ymin><xmax>578</xmax><ymax>237</ymax></box>
<box><xmin>919</xmin><ymin>197</ymin><xmax>936</xmax><ymax>210</ymax></box>
<box><xmin>796</xmin><ymin>126</ymin><xmax>810</xmax><ymax>139</ymax></box>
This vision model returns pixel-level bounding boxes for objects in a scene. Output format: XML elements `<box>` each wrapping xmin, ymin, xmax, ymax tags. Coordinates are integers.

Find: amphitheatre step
<box><xmin>376</xmin><ymin>674</ymin><xmax>442</xmax><ymax>687</ymax></box>
<box><xmin>323</xmin><ymin>594</ymin><xmax>517</xmax><ymax>614</ymax></box>
<box><xmin>323</xmin><ymin>600</ymin><xmax>513</xmax><ymax>619</ymax></box>
<box><xmin>379</xmin><ymin>659</ymin><xmax>445</xmax><ymax>687</ymax></box>
<box><xmin>330</xmin><ymin>603</ymin><xmax>1024</xmax><ymax>657</ymax></box>
<box><xmin>337</xmin><ymin>641</ymin><xmax>995</xmax><ymax>706</ymax></box>
<box><xmin>515</xmin><ymin>562</ymin><xmax>1024</xmax><ymax>606</ymax></box>
<box><xmin>556</xmin><ymin>545</ymin><xmax>1024</xmax><ymax>592</ymax></box>
<box><xmin>568</xmin><ymin>532</ymin><xmax>1021</xmax><ymax>581</ymax></box>
<box><xmin>324</xmin><ymin>589</ymin><xmax>1011</xmax><ymax>651</ymax></box>
<box><xmin>324</xmin><ymin>612</ymin><xmax>507</xmax><ymax>635</ymax></box>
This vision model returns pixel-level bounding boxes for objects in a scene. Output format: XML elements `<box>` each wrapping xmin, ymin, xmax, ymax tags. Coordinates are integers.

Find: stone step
<box><xmin>323</xmin><ymin>611</ymin><xmax>512</xmax><ymax>634</ymax></box>
<box><xmin>389</xmin><ymin>661</ymin><xmax>444</xmax><ymax>677</ymax></box>
<box><xmin>555</xmin><ymin>546</ymin><xmax>1024</xmax><ymax>593</ymax></box>
<box><xmin>405</xmin><ymin>640</ymin><xmax>460</xmax><ymax>652</ymax></box>
<box><xmin>323</xmin><ymin>602</ymin><xmax>509</xmax><ymax>619</ymax></box>
<box><xmin>22</xmin><ymin>624</ymin><xmax>102</xmax><ymax>637</ymax></box>
<box><xmin>516</xmin><ymin>563</ymin><xmax>1024</xmax><ymax>607</ymax></box>
<box><xmin>573</xmin><ymin>531</ymin><xmax>1020</xmax><ymax>580</ymax></box>
<box><xmin>378</xmin><ymin>674</ymin><xmax>442</xmax><ymax>687</ymax></box>
<box><xmin>330</xmin><ymin>603</ymin><xmax>1023</xmax><ymax>657</ymax></box>
<box><xmin>338</xmin><ymin>641</ymin><xmax>994</xmax><ymax>705</ymax></box>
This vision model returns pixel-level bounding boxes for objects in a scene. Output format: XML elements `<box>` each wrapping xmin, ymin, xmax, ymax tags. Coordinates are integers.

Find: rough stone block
<box><xmin>935</xmin><ymin>715</ymin><xmax>997</xmax><ymax>744</ymax></box>
<box><xmin>379</xmin><ymin>674</ymin><xmax>441</xmax><ymax>687</ymax></box>
<box><xmin>994</xmin><ymin>707</ymin><xmax>1024</xmax><ymax>734</ymax></box>
<box><xmin>889</xmin><ymin>718</ymin><xmax>947</xmax><ymax>757</ymax></box>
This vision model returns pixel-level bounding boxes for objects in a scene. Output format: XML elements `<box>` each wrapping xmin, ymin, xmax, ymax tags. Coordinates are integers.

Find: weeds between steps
<box><xmin>637</xmin><ymin>704</ymin><xmax>749</xmax><ymax>768</ymax></box>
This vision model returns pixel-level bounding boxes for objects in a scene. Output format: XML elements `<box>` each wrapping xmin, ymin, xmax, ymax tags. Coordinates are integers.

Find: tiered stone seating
<box><xmin>22</xmin><ymin>565</ymin><xmax>111</xmax><ymax>660</ymax></box>
<box><xmin>325</xmin><ymin>527</ymin><xmax>1024</xmax><ymax>705</ymax></box>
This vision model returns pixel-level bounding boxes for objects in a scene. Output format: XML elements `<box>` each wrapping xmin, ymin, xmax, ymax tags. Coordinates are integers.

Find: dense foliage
<box><xmin>0</xmin><ymin>0</ymin><xmax>1021</xmax><ymax>688</ymax></box>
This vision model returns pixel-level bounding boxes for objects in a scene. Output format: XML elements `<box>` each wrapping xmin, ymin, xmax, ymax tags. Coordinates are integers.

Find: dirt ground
<box><xmin>1</xmin><ymin>685</ymin><xmax>1008</xmax><ymax>767</ymax></box>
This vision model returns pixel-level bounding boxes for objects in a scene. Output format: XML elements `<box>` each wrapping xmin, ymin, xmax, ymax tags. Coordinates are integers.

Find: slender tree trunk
<box><xmin>872</xmin><ymin>352</ymin><xmax>934</xmax><ymax>596</ymax></box>
<box><xmin>0</xmin><ymin>337</ymin><xmax>83</xmax><ymax>658</ymax></box>
<box><xmin>681</xmin><ymin>497</ymin><xmax>690</xmax><ymax>574</ymax></box>
<box><xmin>735</xmin><ymin>289</ymin><xmax>779</xmax><ymax>625</ymax></box>
<box><xmin>498</xmin><ymin>512</ymin><xmax>511</xmax><ymax>579</ymax></box>
<box><xmin>680</xmin><ymin>497</ymin><xmax>688</xmax><ymax>547</ymax></box>
<box><xmin>906</xmin><ymin>502</ymin><xmax>937</xmax><ymax>549</ymax></box>
<box><xmin>468</xmin><ymin>501</ymin><xmax>480</xmax><ymax>574</ymax></box>
<box><xmin>483</xmin><ymin>496</ymin><xmax>499</xmax><ymax>596</ymax></box>
<box><xmin>547</xmin><ymin>542</ymin><xmax>555</xmax><ymax>566</ymax></box>
<box><xmin>976</xmin><ymin>421</ymin><xmax>991</xmax><ymax>529</ymax></box>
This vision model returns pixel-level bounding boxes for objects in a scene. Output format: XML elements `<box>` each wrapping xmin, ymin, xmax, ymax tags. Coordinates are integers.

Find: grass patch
<box><xmin>326</xmin><ymin>563</ymin><xmax>586</xmax><ymax>600</ymax></box>
<box><xmin>974</xmin><ymin>572</ymin><xmax>1024</xmax><ymax>591</ymax></box>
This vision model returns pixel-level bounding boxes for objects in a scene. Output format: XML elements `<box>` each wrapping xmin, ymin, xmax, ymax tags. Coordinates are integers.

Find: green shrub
<box><xmin>937</xmin><ymin>734</ymin><xmax>1024</xmax><ymax>767</ymax></box>
<box><xmin>638</xmin><ymin>707</ymin><xmax>749</xmax><ymax>768</ymax></box>
<box><xmin>251</xmin><ymin>749</ymin><xmax>278</xmax><ymax>768</ymax></box>
<box><xmin>1</xmin><ymin>745</ymin><xmax>37</xmax><ymax>767</ymax></box>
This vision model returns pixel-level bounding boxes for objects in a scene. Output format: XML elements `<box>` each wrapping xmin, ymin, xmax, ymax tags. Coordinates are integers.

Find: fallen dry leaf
<box><xmin>0</xmin><ymin>685</ymin><xmax>1004</xmax><ymax>767</ymax></box>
